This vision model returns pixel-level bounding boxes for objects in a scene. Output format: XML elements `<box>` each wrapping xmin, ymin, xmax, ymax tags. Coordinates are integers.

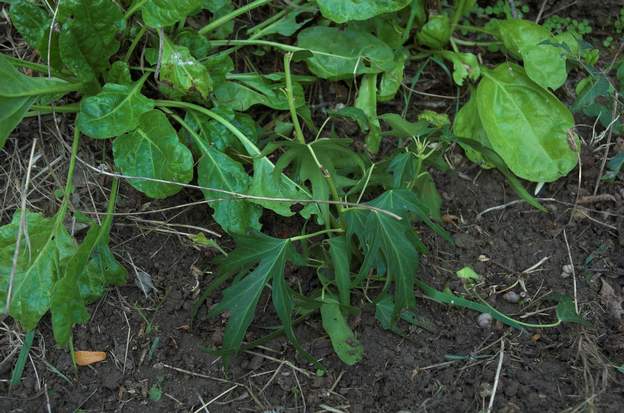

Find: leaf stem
<box><xmin>198</xmin><ymin>0</ymin><xmax>273</xmax><ymax>35</ymax></box>
<box><xmin>29</xmin><ymin>103</ymin><xmax>81</xmax><ymax>114</ymax></box>
<box><xmin>289</xmin><ymin>229</ymin><xmax>344</xmax><ymax>242</ymax></box>
<box><xmin>123</xmin><ymin>0</ymin><xmax>147</xmax><ymax>21</ymax></box>
<box><xmin>124</xmin><ymin>25</ymin><xmax>148</xmax><ymax>62</ymax></box>
<box><xmin>451</xmin><ymin>37</ymin><xmax>502</xmax><ymax>47</ymax></box>
<box><xmin>2</xmin><ymin>54</ymin><xmax>74</xmax><ymax>79</ymax></box>
<box><xmin>283</xmin><ymin>52</ymin><xmax>305</xmax><ymax>144</ymax></box>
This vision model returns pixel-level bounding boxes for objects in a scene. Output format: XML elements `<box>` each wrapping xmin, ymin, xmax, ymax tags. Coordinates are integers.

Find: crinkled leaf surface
<box><xmin>0</xmin><ymin>211</ymin><xmax>76</xmax><ymax>331</ymax></box>
<box><xmin>78</xmin><ymin>80</ymin><xmax>155</xmax><ymax>139</ymax></box>
<box><xmin>320</xmin><ymin>297</ymin><xmax>363</xmax><ymax>365</ymax></box>
<box><xmin>197</xmin><ymin>146</ymin><xmax>262</xmax><ymax>235</ymax></box>
<box><xmin>476</xmin><ymin>63</ymin><xmax>577</xmax><ymax>182</ymax></box>
<box><xmin>438</xmin><ymin>51</ymin><xmax>480</xmax><ymax>86</ymax></box>
<box><xmin>297</xmin><ymin>26</ymin><xmax>395</xmax><ymax>80</ymax></box>
<box><xmin>496</xmin><ymin>19</ymin><xmax>567</xmax><ymax>90</ymax></box>
<box><xmin>112</xmin><ymin>110</ymin><xmax>194</xmax><ymax>198</ymax></box>
<box><xmin>316</xmin><ymin>0</ymin><xmax>411</xmax><ymax>23</ymax></box>
<box><xmin>57</xmin><ymin>0</ymin><xmax>124</xmax><ymax>80</ymax></box>
<box><xmin>160</xmin><ymin>37</ymin><xmax>213</xmax><ymax>99</ymax></box>
<box><xmin>9</xmin><ymin>1</ymin><xmax>50</xmax><ymax>50</ymax></box>
<box><xmin>142</xmin><ymin>0</ymin><xmax>202</xmax><ymax>28</ymax></box>
<box><xmin>416</xmin><ymin>14</ymin><xmax>451</xmax><ymax>49</ymax></box>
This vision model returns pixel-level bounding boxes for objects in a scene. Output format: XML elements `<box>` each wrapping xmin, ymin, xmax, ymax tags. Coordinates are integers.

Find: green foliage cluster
<box><xmin>0</xmin><ymin>0</ymin><xmax>600</xmax><ymax>365</ymax></box>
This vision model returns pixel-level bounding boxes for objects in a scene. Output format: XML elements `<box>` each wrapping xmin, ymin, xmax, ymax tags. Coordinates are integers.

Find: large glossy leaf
<box><xmin>142</xmin><ymin>0</ymin><xmax>202</xmax><ymax>28</ymax></box>
<box><xmin>112</xmin><ymin>110</ymin><xmax>194</xmax><ymax>198</ymax></box>
<box><xmin>495</xmin><ymin>19</ymin><xmax>567</xmax><ymax>90</ymax></box>
<box><xmin>208</xmin><ymin>234</ymin><xmax>297</xmax><ymax>361</ymax></box>
<box><xmin>476</xmin><ymin>63</ymin><xmax>577</xmax><ymax>182</ymax></box>
<box><xmin>297</xmin><ymin>26</ymin><xmax>395</xmax><ymax>80</ymax></box>
<box><xmin>160</xmin><ymin>37</ymin><xmax>212</xmax><ymax>99</ymax></box>
<box><xmin>320</xmin><ymin>298</ymin><xmax>363</xmax><ymax>365</ymax></box>
<box><xmin>453</xmin><ymin>94</ymin><xmax>494</xmax><ymax>168</ymax></box>
<box><xmin>316</xmin><ymin>0</ymin><xmax>411</xmax><ymax>23</ymax></box>
<box><xmin>58</xmin><ymin>0</ymin><xmax>124</xmax><ymax>81</ymax></box>
<box><xmin>77</xmin><ymin>80</ymin><xmax>155</xmax><ymax>139</ymax></box>
<box><xmin>197</xmin><ymin>146</ymin><xmax>262</xmax><ymax>235</ymax></box>
<box><xmin>0</xmin><ymin>211</ymin><xmax>77</xmax><ymax>331</ymax></box>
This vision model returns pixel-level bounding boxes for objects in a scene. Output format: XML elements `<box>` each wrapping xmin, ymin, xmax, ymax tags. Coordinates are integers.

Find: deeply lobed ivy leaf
<box><xmin>112</xmin><ymin>110</ymin><xmax>194</xmax><ymax>198</ymax></box>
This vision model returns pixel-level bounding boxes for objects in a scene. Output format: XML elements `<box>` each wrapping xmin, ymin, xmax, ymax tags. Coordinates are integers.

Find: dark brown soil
<box><xmin>2</xmin><ymin>2</ymin><xmax>624</xmax><ymax>413</ymax></box>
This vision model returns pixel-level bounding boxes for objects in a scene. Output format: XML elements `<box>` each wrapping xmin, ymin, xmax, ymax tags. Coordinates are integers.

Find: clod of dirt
<box><xmin>477</xmin><ymin>313</ymin><xmax>493</xmax><ymax>329</ymax></box>
<box><xmin>503</xmin><ymin>291</ymin><xmax>521</xmax><ymax>304</ymax></box>
<box><xmin>599</xmin><ymin>278</ymin><xmax>624</xmax><ymax>320</ymax></box>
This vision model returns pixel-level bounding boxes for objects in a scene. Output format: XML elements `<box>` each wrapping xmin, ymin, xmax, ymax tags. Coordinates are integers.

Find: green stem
<box><xmin>450</xmin><ymin>0</ymin><xmax>468</xmax><ymax>34</ymax></box>
<box><xmin>198</xmin><ymin>0</ymin><xmax>273</xmax><ymax>35</ymax></box>
<box><xmin>3</xmin><ymin>54</ymin><xmax>73</xmax><ymax>79</ymax></box>
<box><xmin>59</xmin><ymin>126</ymin><xmax>82</xmax><ymax>218</ymax></box>
<box><xmin>29</xmin><ymin>103</ymin><xmax>80</xmax><ymax>114</ymax></box>
<box><xmin>283</xmin><ymin>53</ymin><xmax>305</xmax><ymax>144</ymax></box>
<box><xmin>246</xmin><ymin>5</ymin><xmax>289</xmax><ymax>35</ymax></box>
<box><xmin>289</xmin><ymin>229</ymin><xmax>344</xmax><ymax>242</ymax></box>
<box><xmin>452</xmin><ymin>37</ymin><xmax>502</xmax><ymax>47</ymax></box>
<box><xmin>124</xmin><ymin>26</ymin><xmax>148</xmax><ymax>62</ymax></box>
<box><xmin>204</xmin><ymin>39</ymin><xmax>304</xmax><ymax>53</ymax></box>
<box><xmin>123</xmin><ymin>0</ymin><xmax>147</xmax><ymax>21</ymax></box>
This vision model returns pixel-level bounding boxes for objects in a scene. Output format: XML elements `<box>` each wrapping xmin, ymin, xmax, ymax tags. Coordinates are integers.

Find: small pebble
<box><xmin>503</xmin><ymin>291</ymin><xmax>521</xmax><ymax>304</ymax></box>
<box><xmin>562</xmin><ymin>264</ymin><xmax>574</xmax><ymax>274</ymax></box>
<box><xmin>477</xmin><ymin>312</ymin><xmax>493</xmax><ymax>329</ymax></box>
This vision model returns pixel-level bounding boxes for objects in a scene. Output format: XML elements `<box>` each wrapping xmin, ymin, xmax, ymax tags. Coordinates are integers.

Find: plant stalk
<box><xmin>283</xmin><ymin>52</ymin><xmax>306</xmax><ymax>144</ymax></box>
<box><xmin>198</xmin><ymin>0</ymin><xmax>273</xmax><ymax>35</ymax></box>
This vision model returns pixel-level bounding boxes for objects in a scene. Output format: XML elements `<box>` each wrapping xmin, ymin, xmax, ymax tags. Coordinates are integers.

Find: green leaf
<box><xmin>0</xmin><ymin>211</ymin><xmax>76</xmax><ymax>330</ymax></box>
<box><xmin>320</xmin><ymin>298</ymin><xmax>363</xmax><ymax>365</ymax></box>
<box><xmin>254</xmin><ymin>5</ymin><xmax>315</xmax><ymax>37</ymax></box>
<box><xmin>477</xmin><ymin>63</ymin><xmax>577</xmax><ymax>182</ymax></box>
<box><xmin>456</xmin><ymin>266</ymin><xmax>480</xmax><ymax>281</ymax></box>
<box><xmin>58</xmin><ymin>0</ymin><xmax>124</xmax><ymax>81</ymax></box>
<box><xmin>329</xmin><ymin>236</ymin><xmax>351</xmax><ymax>307</ymax></box>
<box><xmin>198</xmin><ymin>146</ymin><xmax>262</xmax><ymax>235</ymax></box>
<box><xmin>209</xmin><ymin>234</ymin><xmax>297</xmax><ymax>360</ymax></box>
<box><xmin>0</xmin><ymin>53</ymin><xmax>78</xmax><ymax>148</ymax></box>
<box><xmin>316</xmin><ymin>0</ymin><xmax>411</xmax><ymax>23</ymax></box>
<box><xmin>416</xmin><ymin>14</ymin><xmax>451</xmax><ymax>49</ymax></box>
<box><xmin>375</xmin><ymin>293</ymin><xmax>436</xmax><ymax>333</ymax></box>
<box><xmin>112</xmin><ymin>110</ymin><xmax>194</xmax><ymax>198</ymax></box>
<box><xmin>297</xmin><ymin>26</ymin><xmax>395</xmax><ymax>80</ymax></box>
<box><xmin>142</xmin><ymin>0</ymin><xmax>202</xmax><ymax>28</ymax></box>
<box><xmin>9</xmin><ymin>0</ymin><xmax>50</xmax><ymax>51</ymax></box>
<box><xmin>495</xmin><ymin>19</ymin><xmax>567</xmax><ymax>90</ymax></box>
<box><xmin>437</xmin><ymin>51</ymin><xmax>481</xmax><ymax>86</ymax></box>
<box><xmin>603</xmin><ymin>152</ymin><xmax>624</xmax><ymax>182</ymax></box>
<box><xmin>106</xmin><ymin>61</ymin><xmax>133</xmax><ymax>85</ymax></box>
<box><xmin>77</xmin><ymin>80</ymin><xmax>155</xmax><ymax>139</ymax></box>
<box><xmin>380</xmin><ymin>113</ymin><xmax>430</xmax><ymax>138</ymax></box>
<box><xmin>453</xmin><ymin>94</ymin><xmax>494</xmax><ymax>168</ymax></box>
<box><xmin>554</xmin><ymin>294</ymin><xmax>589</xmax><ymax>326</ymax></box>
<box><xmin>356</xmin><ymin>74</ymin><xmax>382</xmax><ymax>153</ymax></box>
<box><xmin>160</xmin><ymin>36</ymin><xmax>213</xmax><ymax>99</ymax></box>
<box><xmin>378</xmin><ymin>50</ymin><xmax>407</xmax><ymax>102</ymax></box>
<box><xmin>213</xmin><ymin>75</ymin><xmax>303</xmax><ymax>111</ymax></box>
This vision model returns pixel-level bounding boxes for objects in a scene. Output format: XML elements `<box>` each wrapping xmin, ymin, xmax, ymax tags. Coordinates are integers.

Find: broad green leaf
<box><xmin>176</xmin><ymin>30</ymin><xmax>211</xmax><ymax>59</ymax></box>
<box><xmin>437</xmin><ymin>51</ymin><xmax>480</xmax><ymax>86</ymax></box>
<box><xmin>0</xmin><ymin>211</ymin><xmax>76</xmax><ymax>331</ymax></box>
<box><xmin>253</xmin><ymin>5</ymin><xmax>315</xmax><ymax>37</ymax></box>
<box><xmin>495</xmin><ymin>19</ymin><xmax>567</xmax><ymax>90</ymax></box>
<box><xmin>181</xmin><ymin>109</ymin><xmax>258</xmax><ymax>152</ymax></box>
<box><xmin>454</xmin><ymin>0</ymin><xmax>476</xmax><ymax>17</ymax></box>
<box><xmin>248</xmin><ymin>159</ymin><xmax>301</xmax><ymax>217</ymax></box>
<box><xmin>297</xmin><ymin>26</ymin><xmax>395</xmax><ymax>80</ymax></box>
<box><xmin>453</xmin><ymin>94</ymin><xmax>494</xmax><ymax>168</ymax></box>
<box><xmin>79</xmin><ymin>238</ymin><xmax>126</xmax><ymax>303</ymax></box>
<box><xmin>0</xmin><ymin>54</ymin><xmax>78</xmax><ymax>148</ymax></box>
<box><xmin>416</xmin><ymin>14</ymin><xmax>451</xmax><ymax>49</ymax></box>
<box><xmin>213</xmin><ymin>76</ymin><xmax>303</xmax><ymax>111</ymax></box>
<box><xmin>477</xmin><ymin>63</ymin><xmax>577</xmax><ymax>182</ymax></box>
<box><xmin>572</xmin><ymin>74</ymin><xmax>614</xmax><ymax>128</ymax></box>
<box><xmin>329</xmin><ymin>236</ymin><xmax>351</xmax><ymax>306</ymax></box>
<box><xmin>198</xmin><ymin>146</ymin><xmax>262</xmax><ymax>235</ymax></box>
<box><xmin>456</xmin><ymin>266</ymin><xmax>480</xmax><ymax>281</ymax></box>
<box><xmin>160</xmin><ymin>36</ymin><xmax>213</xmax><ymax>99</ymax></box>
<box><xmin>9</xmin><ymin>1</ymin><xmax>50</xmax><ymax>50</ymax></box>
<box><xmin>356</xmin><ymin>74</ymin><xmax>381</xmax><ymax>153</ymax></box>
<box><xmin>142</xmin><ymin>0</ymin><xmax>202</xmax><ymax>28</ymax></box>
<box><xmin>320</xmin><ymin>298</ymin><xmax>363</xmax><ymax>365</ymax></box>
<box><xmin>209</xmin><ymin>234</ymin><xmax>298</xmax><ymax>360</ymax></box>
<box><xmin>106</xmin><ymin>61</ymin><xmax>133</xmax><ymax>85</ymax></box>
<box><xmin>316</xmin><ymin>0</ymin><xmax>411</xmax><ymax>23</ymax></box>
<box><xmin>77</xmin><ymin>80</ymin><xmax>155</xmax><ymax>139</ymax></box>
<box><xmin>378</xmin><ymin>50</ymin><xmax>407</xmax><ymax>102</ymax></box>
<box><xmin>554</xmin><ymin>294</ymin><xmax>589</xmax><ymax>326</ymax></box>
<box><xmin>112</xmin><ymin>110</ymin><xmax>194</xmax><ymax>198</ymax></box>
<box><xmin>327</xmin><ymin>106</ymin><xmax>369</xmax><ymax>132</ymax></box>
<box><xmin>380</xmin><ymin>113</ymin><xmax>430</xmax><ymax>138</ymax></box>
<box><xmin>58</xmin><ymin>0</ymin><xmax>124</xmax><ymax>80</ymax></box>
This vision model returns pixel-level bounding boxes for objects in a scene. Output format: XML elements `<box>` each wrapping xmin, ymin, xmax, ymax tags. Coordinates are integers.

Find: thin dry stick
<box><xmin>487</xmin><ymin>340</ymin><xmax>505</xmax><ymax>413</ymax></box>
<box><xmin>4</xmin><ymin>139</ymin><xmax>38</xmax><ymax>317</ymax></box>
<box><xmin>594</xmin><ymin>94</ymin><xmax>619</xmax><ymax>195</ymax></box>
<box><xmin>563</xmin><ymin>229</ymin><xmax>579</xmax><ymax>313</ymax></box>
<box><xmin>535</xmin><ymin>0</ymin><xmax>549</xmax><ymax>23</ymax></box>
<box><xmin>193</xmin><ymin>385</ymin><xmax>239</xmax><ymax>413</ymax></box>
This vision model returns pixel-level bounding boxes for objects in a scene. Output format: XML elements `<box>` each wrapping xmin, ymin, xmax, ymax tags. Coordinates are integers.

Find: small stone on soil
<box><xmin>503</xmin><ymin>291</ymin><xmax>521</xmax><ymax>303</ymax></box>
<box><xmin>477</xmin><ymin>313</ymin><xmax>493</xmax><ymax>329</ymax></box>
